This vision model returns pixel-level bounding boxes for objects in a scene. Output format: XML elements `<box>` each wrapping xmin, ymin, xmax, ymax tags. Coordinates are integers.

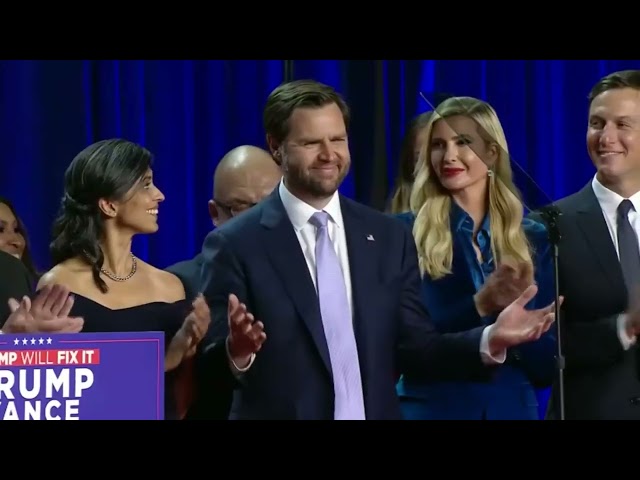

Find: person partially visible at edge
<box><xmin>0</xmin><ymin>196</ymin><xmax>39</xmax><ymax>286</ymax></box>
<box><xmin>394</xmin><ymin>96</ymin><xmax>557</xmax><ymax>420</ymax></box>
<box><xmin>530</xmin><ymin>70</ymin><xmax>640</xmax><ymax>420</ymax></box>
<box><xmin>0</xmin><ymin>250</ymin><xmax>83</xmax><ymax>333</ymax></box>
<box><xmin>36</xmin><ymin>138</ymin><xmax>210</xmax><ymax>419</ymax></box>
<box><xmin>387</xmin><ymin>111</ymin><xmax>433</xmax><ymax>214</ymax></box>
<box><xmin>197</xmin><ymin>79</ymin><xmax>559</xmax><ymax>420</ymax></box>
<box><xmin>0</xmin><ymin>198</ymin><xmax>80</xmax><ymax>332</ymax></box>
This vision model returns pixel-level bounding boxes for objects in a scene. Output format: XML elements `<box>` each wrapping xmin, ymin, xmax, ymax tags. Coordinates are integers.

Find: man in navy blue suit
<box><xmin>199</xmin><ymin>79</ymin><xmax>558</xmax><ymax>420</ymax></box>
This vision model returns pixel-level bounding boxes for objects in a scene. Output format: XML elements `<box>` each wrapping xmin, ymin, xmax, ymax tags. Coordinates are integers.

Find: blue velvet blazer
<box><xmin>394</xmin><ymin>205</ymin><xmax>557</xmax><ymax>420</ymax></box>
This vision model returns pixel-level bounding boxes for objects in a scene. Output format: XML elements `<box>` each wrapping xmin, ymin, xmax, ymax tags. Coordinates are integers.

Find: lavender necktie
<box><xmin>310</xmin><ymin>211</ymin><xmax>366</xmax><ymax>420</ymax></box>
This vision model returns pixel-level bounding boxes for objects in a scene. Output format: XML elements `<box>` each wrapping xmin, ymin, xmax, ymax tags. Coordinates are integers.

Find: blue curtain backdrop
<box><xmin>4</xmin><ymin>59</ymin><xmax>640</xmax><ymax>270</ymax></box>
<box><xmin>2</xmin><ymin>59</ymin><xmax>640</xmax><ymax>417</ymax></box>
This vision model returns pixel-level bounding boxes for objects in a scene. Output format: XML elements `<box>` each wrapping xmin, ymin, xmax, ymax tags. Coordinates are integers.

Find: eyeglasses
<box><xmin>214</xmin><ymin>199</ymin><xmax>258</xmax><ymax>217</ymax></box>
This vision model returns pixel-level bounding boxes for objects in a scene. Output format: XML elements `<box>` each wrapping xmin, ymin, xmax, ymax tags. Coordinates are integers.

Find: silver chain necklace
<box><xmin>100</xmin><ymin>253</ymin><xmax>137</xmax><ymax>282</ymax></box>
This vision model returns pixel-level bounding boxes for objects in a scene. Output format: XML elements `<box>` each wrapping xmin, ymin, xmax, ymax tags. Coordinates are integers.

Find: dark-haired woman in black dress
<box><xmin>38</xmin><ymin>138</ymin><xmax>210</xmax><ymax>419</ymax></box>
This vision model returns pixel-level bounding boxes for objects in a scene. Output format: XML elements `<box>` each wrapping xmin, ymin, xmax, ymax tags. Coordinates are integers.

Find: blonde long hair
<box><xmin>410</xmin><ymin>96</ymin><xmax>532</xmax><ymax>279</ymax></box>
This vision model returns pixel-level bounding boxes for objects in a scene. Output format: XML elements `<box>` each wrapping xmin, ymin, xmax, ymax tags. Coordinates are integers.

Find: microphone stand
<box><xmin>538</xmin><ymin>205</ymin><xmax>564</xmax><ymax>420</ymax></box>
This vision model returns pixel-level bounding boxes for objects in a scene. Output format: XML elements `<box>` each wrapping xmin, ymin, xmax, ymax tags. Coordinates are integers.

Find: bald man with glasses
<box><xmin>167</xmin><ymin>145</ymin><xmax>282</xmax><ymax>299</ymax></box>
<box><xmin>165</xmin><ymin>144</ymin><xmax>281</xmax><ymax>419</ymax></box>
<box><xmin>209</xmin><ymin>146</ymin><xmax>282</xmax><ymax>225</ymax></box>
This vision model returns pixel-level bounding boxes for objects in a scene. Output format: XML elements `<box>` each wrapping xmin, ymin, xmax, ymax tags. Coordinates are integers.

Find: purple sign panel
<box><xmin>0</xmin><ymin>331</ymin><xmax>164</xmax><ymax>420</ymax></box>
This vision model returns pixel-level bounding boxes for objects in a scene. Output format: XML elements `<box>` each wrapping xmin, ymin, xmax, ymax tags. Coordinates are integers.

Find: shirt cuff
<box><xmin>480</xmin><ymin>324</ymin><xmax>506</xmax><ymax>365</ymax></box>
<box><xmin>226</xmin><ymin>336</ymin><xmax>255</xmax><ymax>374</ymax></box>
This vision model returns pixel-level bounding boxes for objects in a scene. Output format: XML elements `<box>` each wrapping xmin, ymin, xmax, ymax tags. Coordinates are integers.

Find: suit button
<box><xmin>629</xmin><ymin>396</ymin><xmax>640</xmax><ymax>406</ymax></box>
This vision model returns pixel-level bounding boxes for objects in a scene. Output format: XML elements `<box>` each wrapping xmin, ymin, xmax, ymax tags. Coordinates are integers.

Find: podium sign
<box><xmin>0</xmin><ymin>331</ymin><xmax>164</xmax><ymax>420</ymax></box>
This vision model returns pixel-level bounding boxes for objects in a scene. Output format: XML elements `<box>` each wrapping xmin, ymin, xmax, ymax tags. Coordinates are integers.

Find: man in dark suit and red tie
<box><xmin>199</xmin><ymin>79</ymin><xmax>559</xmax><ymax>420</ymax></box>
<box><xmin>533</xmin><ymin>70</ymin><xmax>640</xmax><ymax>420</ymax></box>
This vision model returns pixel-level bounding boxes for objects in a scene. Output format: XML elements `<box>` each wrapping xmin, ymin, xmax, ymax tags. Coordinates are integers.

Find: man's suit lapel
<box><xmin>340</xmin><ymin>197</ymin><xmax>378</xmax><ymax>395</ymax></box>
<box><xmin>575</xmin><ymin>184</ymin><xmax>626</xmax><ymax>289</ymax></box>
<box><xmin>340</xmin><ymin>198</ymin><xmax>378</xmax><ymax>328</ymax></box>
<box><xmin>259</xmin><ymin>190</ymin><xmax>333</xmax><ymax>376</ymax></box>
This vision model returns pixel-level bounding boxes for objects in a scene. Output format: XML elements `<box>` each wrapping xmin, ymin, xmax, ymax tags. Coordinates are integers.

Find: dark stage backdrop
<box><xmin>3</xmin><ymin>59</ymin><xmax>639</xmax><ymax>270</ymax></box>
<box><xmin>2</xmin><ymin>59</ymin><xmax>639</xmax><ymax>417</ymax></box>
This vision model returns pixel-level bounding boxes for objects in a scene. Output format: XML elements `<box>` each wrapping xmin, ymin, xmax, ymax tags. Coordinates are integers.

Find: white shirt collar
<box><xmin>278</xmin><ymin>179</ymin><xmax>344</xmax><ymax>231</ymax></box>
<box><xmin>592</xmin><ymin>175</ymin><xmax>640</xmax><ymax>216</ymax></box>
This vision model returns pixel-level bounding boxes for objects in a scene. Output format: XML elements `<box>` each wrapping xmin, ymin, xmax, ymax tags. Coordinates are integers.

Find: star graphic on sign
<box><xmin>38</xmin><ymin>338</ymin><xmax>44</xmax><ymax>345</ymax></box>
<box><xmin>30</xmin><ymin>338</ymin><xmax>36</xmax><ymax>345</ymax></box>
<box><xmin>13</xmin><ymin>339</ymin><xmax>19</xmax><ymax>346</ymax></box>
<box><xmin>22</xmin><ymin>338</ymin><xmax>28</xmax><ymax>345</ymax></box>
<box><xmin>46</xmin><ymin>338</ymin><xmax>52</xmax><ymax>345</ymax></box>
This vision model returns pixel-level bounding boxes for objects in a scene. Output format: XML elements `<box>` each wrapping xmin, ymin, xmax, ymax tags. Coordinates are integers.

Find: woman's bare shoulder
<box><xmin>137</xmin><ymin>260</ymin><xmax>186</xmax><ymax>303</ymax></box>
<box><xmin>37</xmin><ymin>258</ymin><xmax>90</xmax><ymax>290</ymax></box>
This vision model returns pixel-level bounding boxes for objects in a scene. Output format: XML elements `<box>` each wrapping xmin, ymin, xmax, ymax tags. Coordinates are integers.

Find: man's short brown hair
<box><xmin>263</xmin><ymin>79</ymin><xmax>350</xmax><ymax>144</ymax></box>
<box><xmin>588</xmin><ymin>70</ymin><xmax>640</xmax><ymax>105</ymax></box>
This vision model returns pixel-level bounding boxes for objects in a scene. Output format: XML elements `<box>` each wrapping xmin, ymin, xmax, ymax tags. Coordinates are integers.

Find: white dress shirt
<box><xmin>591</xmin><ymin>176</ymin><xmax>640</xmax><ymax>349</ymax></box>
<box><xmin>278</xmin><ymin>179</ymin><xmax>353</xmax><ymax>311</ymax></box>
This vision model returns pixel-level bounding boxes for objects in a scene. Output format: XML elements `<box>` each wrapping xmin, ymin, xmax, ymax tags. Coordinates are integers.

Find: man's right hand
<box><xmin>487</xmin><ymin>284</ymin><xmax>560</xmax><ymax>356</ymax></box>
<box><xmin>623</xmin><ymin>290</ymin><xmax>640</xmax><ymax>338</ymax></box>
<box><xmin>474</xmin><ymin>261</ymin><xmax>534</xmax><ymax>317</ymax></box>
<box><xmin>227</xmin><ymin>293</ymin><xmax>266</xmax><ymax>369</ymax></box>
<box><xmin>3</xmin><ymin>284</ymin><xmax>84</xmax><ymax>334</ymax></box>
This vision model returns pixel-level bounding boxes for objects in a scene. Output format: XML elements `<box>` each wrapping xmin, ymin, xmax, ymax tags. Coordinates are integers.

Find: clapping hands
<box><xmin>474</xmin><ymin>260</ymin><xmax>534</xmax><ymax>316</ymax></box>
<box><xmin>226</xmin><ymin>293</ymin><xmax>266</xmax><ymax>369</ymax></box>
<box><xmin>488</xmin><ymin>284</ymin><xmax>563</xmax><ymax>354</ymax></box>
<box><xmin>165</xmin><ymin>294</ymin><xmax>211</xmax><ymax>371</ymax></box>
<box><xmin>622</xmin><ymin>287</ymin><xmax>640</xmax><ymax>338</ymax></box>
<box><xmin>3</xmin><ymin>284</ymin><xmax>84</xmax><ymax>334</ymax></box>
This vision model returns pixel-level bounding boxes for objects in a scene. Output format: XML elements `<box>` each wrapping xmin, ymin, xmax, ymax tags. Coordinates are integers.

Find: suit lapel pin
<box><xmin>366</xmin><ymin>234</ymin><xmax>375</xmax><ymax>241</ymax></box>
